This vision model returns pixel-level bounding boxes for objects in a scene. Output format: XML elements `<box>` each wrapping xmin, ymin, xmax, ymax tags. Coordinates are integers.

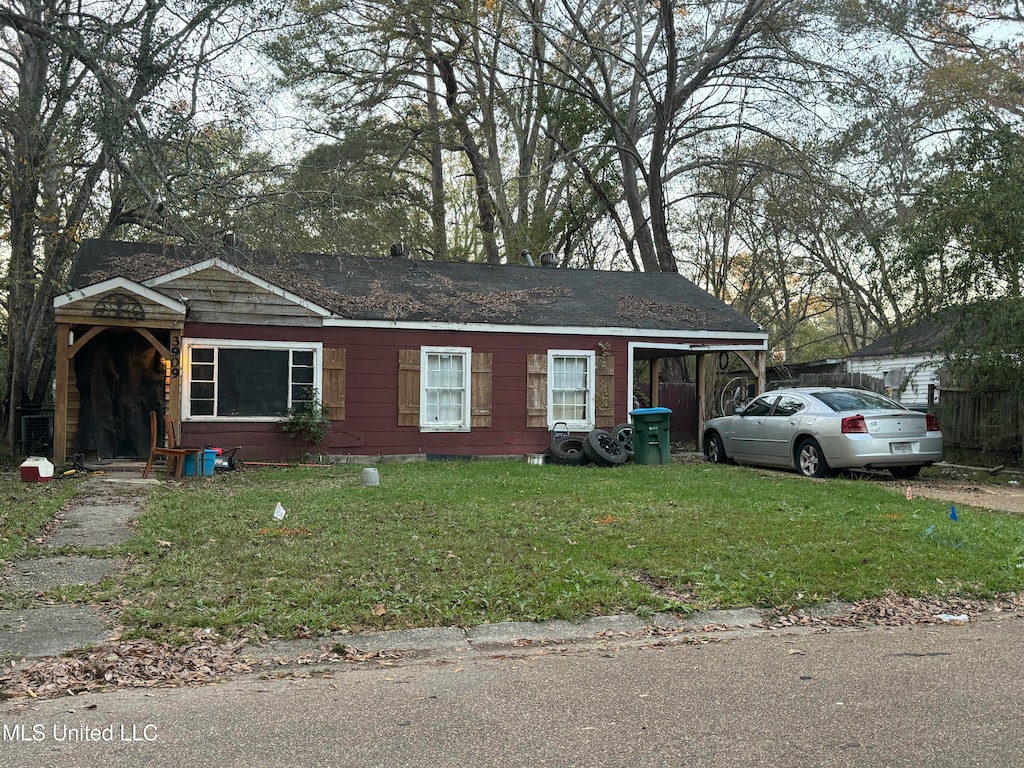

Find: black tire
<box><xmin>796</xmin><ymin>438</ymin><xmax>830</xmax><ymax>478</ymax></box>
<box><xmin>890</xmin><ymin>465</ymin><xmax>922</xmax><ymax>479</ymax></box>
<box><xmin>549</xmin><ymin>436</ymin><xmax>588</xmax><ymax>466</ymax></box>
<box><xmin>583</xmin><ymin>429</ymin><xmax>628</xmax><ymax>466</ymax></box>
<box><xmin>704</xmin><ymin>431</ymin><xmax>728</xmax><ymax>464</ymax></box>
<box><xmin>610</xmin><ymin>423</ymin><xmax>634</xmax><ymax>458</ymax></box>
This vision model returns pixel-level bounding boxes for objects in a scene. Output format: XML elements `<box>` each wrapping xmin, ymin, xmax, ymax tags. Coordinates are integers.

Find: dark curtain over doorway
<box><xmin>75</xmin><ymin>330</ymin><xmax>167</xmax><ymax>459</ymax></box>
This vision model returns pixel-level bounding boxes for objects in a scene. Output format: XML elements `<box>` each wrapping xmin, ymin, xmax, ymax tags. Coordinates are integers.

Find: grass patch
<box><xmin>113</xmin><ymin>460</ymin><xmax>1024</xmax><ymax>641</ymax></box>
<box><xmin>0</xmin><ymin>473</ymin><xmax>78</xmax><ymax>564</ymax></box>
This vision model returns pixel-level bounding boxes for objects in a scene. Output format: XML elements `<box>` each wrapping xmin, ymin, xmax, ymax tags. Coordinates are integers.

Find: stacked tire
<box><xmin>548</xmin><ymin>424</ymin><xmax>638</xmax><ymax>467</ymax></box>
<box><xmin>582</xmin><ymin>429</ymin><xmax>628</xmax><ymax>467</ymax></box>
<box><xmin>548</xmin><ymin>435</ymin><xmax>588</xmax><ymax>465</ymax></box>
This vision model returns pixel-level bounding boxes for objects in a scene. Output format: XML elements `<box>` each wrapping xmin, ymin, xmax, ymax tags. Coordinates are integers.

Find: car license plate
<box><xmin>891</xmin><ymin>442</ymin><xmax>912</xmax><ymax>454</ymax></box>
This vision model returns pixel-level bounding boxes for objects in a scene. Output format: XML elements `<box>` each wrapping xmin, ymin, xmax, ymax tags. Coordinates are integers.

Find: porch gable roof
<box><xmin>54</xmin><ymin>275</ymin><xmax>187</xmax><ymax>319</ymax></box>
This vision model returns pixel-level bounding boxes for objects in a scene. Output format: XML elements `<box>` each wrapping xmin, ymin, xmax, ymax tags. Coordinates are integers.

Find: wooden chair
<box><xmin>143</xmin><ymin>411</ymin><xmax>203</xmax><ymax>479</ymax></box>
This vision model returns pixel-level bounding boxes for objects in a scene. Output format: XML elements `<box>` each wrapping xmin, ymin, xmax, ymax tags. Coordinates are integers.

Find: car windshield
<box><xmin>812</xmin><ymin>389</ymin><xmax>905</xmax><ymax>413</ymax></box>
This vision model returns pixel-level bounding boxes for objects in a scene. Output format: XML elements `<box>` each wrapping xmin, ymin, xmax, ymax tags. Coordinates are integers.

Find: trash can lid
<box><xmin>630</xmin><ymin>407</ymin><xmax>672</xmax><ymax>415</ymax></box>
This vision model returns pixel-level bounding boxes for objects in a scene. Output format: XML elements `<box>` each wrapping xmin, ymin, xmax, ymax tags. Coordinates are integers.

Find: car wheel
<box><xmin>890</xmin><ymin>466</ymin><xmax>921</xmax><ymax>479</ymax></box>
<box><xmin>583</xmin><ymin>429</ymin><xmax>628</xmax><ymax>466</ymax></box>
<box><xmin>796</xmin><ymin>438</ymin><xmax>830</xmax><ymax>478</ymax></box>
<box><xmin>610</xmin><ymin>423</ymin><xmax>634</xmax><ymax>458</ymax></box>
<box><xmin>549</xmin><ymin>436</ymin><xmax>588</xmax><ymax>466</ymax></box>
<box><xmin>704</xmin><ymin>432</ymin><xmax>728</xmax><ymax>464</ymax></box>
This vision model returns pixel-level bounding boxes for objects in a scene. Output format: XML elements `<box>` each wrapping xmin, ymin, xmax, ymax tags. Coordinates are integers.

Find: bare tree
<box><xmin>503</xmin><ymin>0</ymin><xmax>814</xmax><ymax>272</ymax></box>
<box><xmin>0</xmin><ymin>0</ymin><xmax>281</xmax><ymax>450</ymax></box>
<box><xmin>270</xmin><ymin>0</ymin><xmax>614</xmax><ymax>265</ymax></box>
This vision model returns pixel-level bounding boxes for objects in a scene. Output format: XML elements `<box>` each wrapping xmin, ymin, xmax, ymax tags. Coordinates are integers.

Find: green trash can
<box><xmin>630</xmin><ymin>407</ymin><xmax>672</xmax><ymax>465</ymax></box>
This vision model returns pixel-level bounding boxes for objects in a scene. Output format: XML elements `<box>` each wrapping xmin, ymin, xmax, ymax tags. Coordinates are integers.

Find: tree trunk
<box><xmin>424</xmin><ymin>45</ymin><xmax>448</xmax><ymax>261</ymax></box>
<box><xmin>433</xmin><ymin>55</ymin><xmax>501</xmax><ymax>264</ymax></box>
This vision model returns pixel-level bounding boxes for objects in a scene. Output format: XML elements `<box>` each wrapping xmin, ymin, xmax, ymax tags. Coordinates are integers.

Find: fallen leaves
<box><xmin>766</xmin><ymin>591</ymin><xmax>1024</xmax><ymax>630</ymax></box>
<box><xmin>0</xmin><ymin>631</ymin><xmax>251</xmax><ymax>700</ymax></box>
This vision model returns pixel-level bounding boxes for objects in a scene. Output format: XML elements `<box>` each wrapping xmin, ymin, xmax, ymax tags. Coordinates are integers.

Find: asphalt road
<box><xmin>2</xmin><ymin>613</ymin><xmax>1022</xmax><ymax>768</ymax></box>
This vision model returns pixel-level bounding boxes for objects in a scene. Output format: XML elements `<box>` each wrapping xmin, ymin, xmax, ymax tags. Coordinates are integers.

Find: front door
<box><xmin>74</xmin><ymin>329</ymin><xmax>167</xmax><ymax>459</ymax></box>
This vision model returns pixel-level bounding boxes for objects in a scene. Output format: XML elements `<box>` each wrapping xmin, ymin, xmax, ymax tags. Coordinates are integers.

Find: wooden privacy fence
<box><xmin>794</xmin><ymin>372</ymin><xmax>885</xmax><ymax>392</ymax></box>
<box><xmin>936</xmin><ymin>388</ymin><xmax>1024</xmax><ymax>467</ymax></box>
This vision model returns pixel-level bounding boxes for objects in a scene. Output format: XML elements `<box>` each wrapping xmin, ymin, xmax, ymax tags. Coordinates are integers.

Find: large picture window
<box><xmin>186</xmin><ymin>340</ymin><xmax>321</xmax><ymax>419</ymax></box>
<box><xmin>420</xmin><ymin>346</ymin><xmax>471</xmax><ymax>431</ymax></box>
<box><xmin>548</xmin><ymin>350</ymin><xmax>595</xmax><ymax>430</ymax></box>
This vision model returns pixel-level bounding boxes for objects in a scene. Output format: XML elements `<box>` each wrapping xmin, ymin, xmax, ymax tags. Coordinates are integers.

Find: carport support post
<box><xmin>696</xmin><ymin>353</ymin><xmax>708</xmax><ymax>452</ymax></box>
<box><xmin>650</xmin><ymin>358</ymin><xmax>660</xmax><ymax>407</ymax></box>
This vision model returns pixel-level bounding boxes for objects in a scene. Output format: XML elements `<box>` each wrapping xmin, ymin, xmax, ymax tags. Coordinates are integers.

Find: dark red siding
<box><xmin>180</xmin><ymin>322</ymin><xmax>705</xmax><ymax>460</ymax></box>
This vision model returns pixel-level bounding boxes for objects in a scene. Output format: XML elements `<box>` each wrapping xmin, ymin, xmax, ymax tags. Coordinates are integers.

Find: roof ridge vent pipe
<box><xmin>540</xmin><ymin>251</ymin><xmax>559</xmax><ymax>267</ymax></box>
<box><xmin>520</xmin><ymin>249</ymin><xmax>535</xmax><ymax>267</ymax></box>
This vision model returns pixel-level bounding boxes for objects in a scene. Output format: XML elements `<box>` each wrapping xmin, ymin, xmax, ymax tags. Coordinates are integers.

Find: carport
<box><xmin>628</xmin><ymin>341</ymin><xmax>767</xmax><ymax>450</ymax></box>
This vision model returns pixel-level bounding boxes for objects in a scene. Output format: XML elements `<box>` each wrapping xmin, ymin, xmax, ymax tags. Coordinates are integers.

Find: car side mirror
<box><xmin>734</xmin><ymin>405</ymin><xmax>747</xmax><ymax>416</ymax></box>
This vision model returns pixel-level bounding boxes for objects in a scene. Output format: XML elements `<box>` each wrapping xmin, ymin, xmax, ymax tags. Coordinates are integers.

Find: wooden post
<box><xmin>53</xmin><ymin>323</ymin><xmax>71</xmax><ymax>467</ymax></box>
<box><xmin>651</xmin><ymin>358</ymin><xmax>660</xmax><ymax>407</ymax></box>
<box><xmin>696</xmin><ymin>353</ymin><xmax>707</xmax><ymax>452</ymax></box>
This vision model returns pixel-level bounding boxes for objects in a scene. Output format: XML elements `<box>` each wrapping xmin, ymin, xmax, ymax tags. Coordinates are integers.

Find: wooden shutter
<box><xmin>596</xmin><ymin>354</ymin><xmax>615</xmax><ymax>428</ymax></box>
<box><xmin>526</xmin><ymin>353</ymin><xmax>547</xmax><ymax>428</ymax></box>
<box><xmin>322</xmin><ymin>347</ymin><xmax>346</xmax><ymax>421</ymax></box>
<box><xmin>471</xmin><ymin>352</ymin><xmax>492</xmax><ymax>428</ymax></box>
<box><xmin>398</xmin><ymin>349</ymin><xmax>420</xmax><ymax>427</ymax></box>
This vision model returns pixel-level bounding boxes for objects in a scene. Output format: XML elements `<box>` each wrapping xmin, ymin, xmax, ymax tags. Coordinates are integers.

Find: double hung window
<box><xmin>548</xmin><ymin>350</ymin><xmax>595</xmax><ymax>430</ymax></box>
<box><xmin>420</xmin><ymin>347</ymin><xmax>471</xmax><ymax>431</ymax></box>
<box><xmin>186</xmin><ymin>340</ymin><xmax>321</xmax><ymax>419</ymax></box>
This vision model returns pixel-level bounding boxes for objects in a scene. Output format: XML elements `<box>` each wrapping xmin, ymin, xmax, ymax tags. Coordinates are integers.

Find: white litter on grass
<box><xmin>273</xmin><ymin>502</ymin><xmax>286</xmax><ymax>521</ymax></box>
<box><xmin>935</xmin><ymin>613</ymin><xmax>969</xmax><ymax>624</ymax></box>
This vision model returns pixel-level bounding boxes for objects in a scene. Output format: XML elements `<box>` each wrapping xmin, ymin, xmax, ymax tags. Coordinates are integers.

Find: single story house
<box><xmin>52</xmin><ymin>240</ymin><xmax>768</xmax><ymax>464</ymax></box>
<box><xmin>846</xmin><ymin>319</ymin><xmax>949</xmax><ymax>410</ymax></box>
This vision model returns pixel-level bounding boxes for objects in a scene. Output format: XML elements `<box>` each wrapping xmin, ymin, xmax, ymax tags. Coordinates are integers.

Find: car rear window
<box><xmin>812</xmin><ymin>389</ymin><xmax>904</xmax><ymax>412</ymax></box>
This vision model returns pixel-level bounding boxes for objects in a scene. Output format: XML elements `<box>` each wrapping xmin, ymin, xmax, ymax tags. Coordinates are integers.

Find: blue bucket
<box><xmin>183</xmin><ymin>449</ymin><xmax>217</xmax><ymax>477</ymax></box>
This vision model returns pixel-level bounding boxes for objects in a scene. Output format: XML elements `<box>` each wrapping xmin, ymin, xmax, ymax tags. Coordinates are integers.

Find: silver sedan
<box><xmin>702</xmin><ymin>387</ymin><xmax>943</xmax><ymax>479</ymax></box>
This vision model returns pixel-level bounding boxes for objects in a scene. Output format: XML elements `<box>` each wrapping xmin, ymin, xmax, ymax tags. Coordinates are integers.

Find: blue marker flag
<box><xmin>950</xmin><ymin>505</ymin><xmax>958</xmax><ymax>522</ymax></box>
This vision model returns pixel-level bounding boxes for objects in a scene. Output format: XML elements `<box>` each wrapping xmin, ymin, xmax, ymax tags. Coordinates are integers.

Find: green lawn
<box><xmin>0</xmin><ymin>474</ymin><xmax>78</xmax><ymax>563</ymax></box>
<box><xmin>103</xmin><ymin>460</ymin><xmax>1024</xmax><ymax>641</ymax></box>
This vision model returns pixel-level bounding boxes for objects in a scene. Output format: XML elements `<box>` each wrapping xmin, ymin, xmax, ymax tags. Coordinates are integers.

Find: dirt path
<box><xmin>677</xmin><ymin>451</ymin><xmax>1024</xmax><ymax>515</ymax></box>
<box><xmin>884</xmin><ymin>478</ymin><xmax>1024</xmax><ymax>515</ymax></box>
<box><xmin>864</xmin><ymin>463</ymin><xmax>1024</xmax><ymax>515</ymax></box>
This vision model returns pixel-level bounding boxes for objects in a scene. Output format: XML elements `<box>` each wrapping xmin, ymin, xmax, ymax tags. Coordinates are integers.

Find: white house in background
<box><xmin>846</xmin><ymin>318</ymin><xmax>950</xmax><ymax>411</ymax></box>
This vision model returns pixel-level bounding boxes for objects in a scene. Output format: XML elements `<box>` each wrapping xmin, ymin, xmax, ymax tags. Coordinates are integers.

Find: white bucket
<box><xmin>360</xmin><ymin>467</ymin><xmax>380</xmax><ymax>486</ymax></box>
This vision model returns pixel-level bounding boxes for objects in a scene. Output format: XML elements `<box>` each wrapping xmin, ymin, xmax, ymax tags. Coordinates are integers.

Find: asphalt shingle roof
<box><xmin>66</xmin><ymin>239</ymin><xmax>763</xmax><ymax>334</ymax></box>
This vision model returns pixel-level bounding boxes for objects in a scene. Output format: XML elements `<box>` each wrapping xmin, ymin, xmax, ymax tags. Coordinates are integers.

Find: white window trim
<box><xmin>547</xmin><ymin>349</ymin><xmax>595</xmax><ymax>431</ymax></box>
<box><xmin>183</xmin><ymin>338</ymin><xmax>323</xmax><ymax>421</ymax></box>
<box><xmin>420</xmin><ymin>346</ymin><xmax>472</xmax><ymax>432</ymax></box>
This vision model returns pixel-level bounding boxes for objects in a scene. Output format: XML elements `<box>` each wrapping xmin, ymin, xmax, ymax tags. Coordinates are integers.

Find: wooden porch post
<box><xmin>53</xmin><ymin>323</ymin><xmax>71</xmax><ymax>466</ymax></box>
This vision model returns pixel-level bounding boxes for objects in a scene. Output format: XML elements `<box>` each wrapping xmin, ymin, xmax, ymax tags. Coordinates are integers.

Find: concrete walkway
<box><xmin>0</xmin><ymin>472</ymin><xmax>155</xmax><ymax>661</ymax></box>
